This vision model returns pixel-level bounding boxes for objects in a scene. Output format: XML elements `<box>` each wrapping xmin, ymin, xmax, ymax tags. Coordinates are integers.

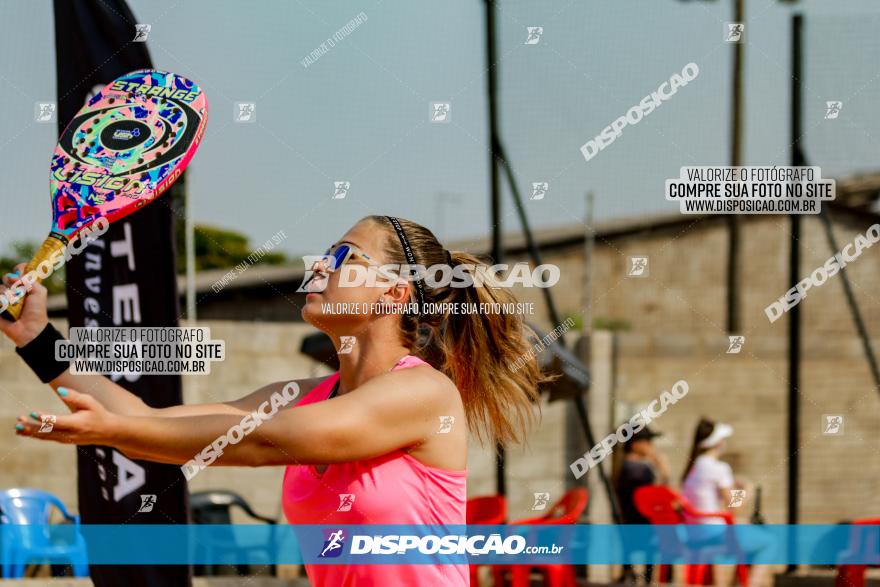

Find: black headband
<box><xmin>385</xmin><ymin>216</ymin><xmax>427</xmax><ymax>315</ymax></box>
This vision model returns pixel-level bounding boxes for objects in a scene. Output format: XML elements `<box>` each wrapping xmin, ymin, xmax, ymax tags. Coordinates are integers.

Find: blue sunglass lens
<box><xmin>328</xmin><ymin>245</ymin><xmax>350</xmax><ymax>270</ymax></box>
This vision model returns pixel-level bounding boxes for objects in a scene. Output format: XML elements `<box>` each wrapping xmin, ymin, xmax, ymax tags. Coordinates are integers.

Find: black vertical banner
<box><xmin>53</xmin><ymin>2</ymin><xmax>191</xmax><ymax>585</ymax></box>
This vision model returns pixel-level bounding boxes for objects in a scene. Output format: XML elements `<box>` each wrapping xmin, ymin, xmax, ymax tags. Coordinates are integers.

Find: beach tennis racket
<box><xmin>2</xmin><ymin>69</ymin><xmax>208</xmax><ymax>321</ymax></box>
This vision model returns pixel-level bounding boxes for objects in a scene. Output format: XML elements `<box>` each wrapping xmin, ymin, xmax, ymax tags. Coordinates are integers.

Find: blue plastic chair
<box><xmin>0</xmin><ymin>488</ymin><xmax>88</xmax><ymax>578</ymax></box>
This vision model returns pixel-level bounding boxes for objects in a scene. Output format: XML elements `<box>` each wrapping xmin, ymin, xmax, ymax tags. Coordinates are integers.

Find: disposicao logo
<box><xmin>319</xmin><ymin>529</ymin><xmax>346</xmax><ymax>558</ymax></box>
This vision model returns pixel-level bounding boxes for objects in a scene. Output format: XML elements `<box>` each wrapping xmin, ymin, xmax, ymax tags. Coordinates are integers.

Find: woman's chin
<box><xmin>301</xmin><ymin>297</ymin><xmax>341</xmax><ymax>324</ymax></box>
<box><xmin>301</xmin><ymin>297</ymin><xmax>375</xmax><ymax>329</ymax></box>
<box><xmin>301</xmin><ymin>299</ymin><xmax>322</xmax><ymax>324</ymax></box>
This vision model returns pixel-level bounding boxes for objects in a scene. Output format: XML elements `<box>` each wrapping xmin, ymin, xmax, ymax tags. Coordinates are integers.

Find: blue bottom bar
<box><xmin>2</xmin><ymin>524</ymin><xmax>877</xmax><ymax>565</ymax></box>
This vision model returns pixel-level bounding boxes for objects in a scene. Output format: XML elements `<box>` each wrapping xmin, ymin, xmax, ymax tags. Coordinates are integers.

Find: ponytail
<box><xmin>431</xmin><ymin>250</ymin><xmax>551</xmax><ymax>445</ymax></box>
<box><xmin>368</xmin><ymin>215</ymin><xmax>553</xmax><ymax>446</ymax></box>
<box><xmin>681</xmin><ymin>417</ymin><xmax>716</xmax><ymax>484</ymax></box>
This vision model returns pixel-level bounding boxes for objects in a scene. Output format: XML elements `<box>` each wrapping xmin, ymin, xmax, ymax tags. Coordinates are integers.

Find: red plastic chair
<box><xmin>467</xmin><ymin>496</ymin><xmax>508</xmax><ymax>586</ymax></box>
<box><xmin>835</xmin><ymin>518</ymin><xmax>880</xmax><ymax>587</ymax></box>
<box><xmin>492</xmin><ymin>488</ymin><xmax>588</xmax><ymax>587</ymax></box>
<box><xmin>634</xmin><ymin>485</ymin><xmax>749</xmax><ymax>586</ymax></box>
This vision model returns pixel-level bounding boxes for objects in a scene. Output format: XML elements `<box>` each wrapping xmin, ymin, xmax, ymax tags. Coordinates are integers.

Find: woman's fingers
<box><xmin>55</xmin><ymin>386</ymin><xmax>98</xmax><ymax>412</ymax></box>
<box><xmin>2</xmin><ymin>271</ymin><xmax>20</xmax><ymax>287</ymax></box>
<box><xmin>20</xmin><ymin>281</ymin><xmax>49</xmax><ymax>316</ymax></box>
<box><xmin>13</xmin><ymin>387</ymin><xmax>85</xmax><ymax>440</ymax></box>
<box><xmin>2</xmin><ymin>263</ymin><xmax>28</xmax><ymax>286</ymax></box>
<box><xmin>14</xmin><ymin>388</ymin><xmax>111</xmax><ymax>446</ymax></box>
<box><xmin>0</xmin><ymin>280</ymin><xmax>50</xmax><ymax>346</ymax></box>
<box><xmin>14</xmin><ymin>412</ymin><xmax>99</xmax><ymax>446</ymax></box>
<box><xmin>14</xmin><ymin>411</ymin><xmax>69</xmax><ymax>442</ymax></box>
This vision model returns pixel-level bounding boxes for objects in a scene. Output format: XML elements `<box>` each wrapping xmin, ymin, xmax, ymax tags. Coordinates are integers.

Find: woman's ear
<box><xmin>384</xmin><ymin>280</ymin><xmax>411</xmax><ymax>306</ymax></box>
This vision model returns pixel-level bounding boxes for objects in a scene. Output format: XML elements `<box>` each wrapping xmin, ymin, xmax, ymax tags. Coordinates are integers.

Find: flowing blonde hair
<box><xmin>366</xmin><ymin>215</ymin><xmax>554</xmax><ymax>445</ymax></box>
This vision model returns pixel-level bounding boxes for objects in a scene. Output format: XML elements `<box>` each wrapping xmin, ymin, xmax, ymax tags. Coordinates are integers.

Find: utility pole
<box><xmin>484</xmin><ymin>0</ymin><xmax>506</xmax><ymax>497</ymax></box>
<box><xmin>787</xmin><ymin>12</ymin><xmax>804</xmax><ymax>573</ymax></box>
<box><xmin>582</xmin><ymin>192</ymin><xmax>595</xmax><ymax>350</ymax></box>
<box><xmin>726</xmin><ymin>0</ymin><xmax>744</xmax><ymax>334</ymax></box>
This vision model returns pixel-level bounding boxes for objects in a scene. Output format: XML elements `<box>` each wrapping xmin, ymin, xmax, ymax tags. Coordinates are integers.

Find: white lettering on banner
<box><xmin>110</xmin><ymin>222</ymin><xmax>136</xmax><ymax>270</ymax></box>
<box><xmin>107</xmin><ymin>224</ymin><xmax>142</xmax><ymax>380</ymax></box>
<box><xmin>84</xmin><ymin>250</ymin><xmax>103</xmax><ymax>272</ymax></box>
<box><xmin>95</xmin><ymin>447</ymin><xmax>109</xmax><ymax>500</ymax></box>
<box><xmin>113</xmin><ymin>284</ymin><xmax>141</xmax><ymax>325</ymax></box>
<box><xmin>85</xmin><ymin>275</ymin><xmax>101</xmax><ymax>293</ymax></box>
<box><xmin>112</xmin><ymin>450</ymin><xmax>146</xmax><ymax>501</ymax></box>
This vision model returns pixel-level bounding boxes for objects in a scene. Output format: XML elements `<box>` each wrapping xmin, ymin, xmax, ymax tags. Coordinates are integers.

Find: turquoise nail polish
<box><xmin>7</xmin><ymin>271</ymin><xmax>19</xmax><ymax>279</ymax></box>
<box><xmin>29</xmin><ymin>412</ymin><xmax>39</xmax><ymax>421</ymax></box>
<box><xmin>57</xmin><ymin>387</ymin><xmax>68</xmax><ymax>397</ymax></box>
<box><xmin>15</xmin><ymin>424</ymin><xmax>24</xmax><ymax>431</ymax></box>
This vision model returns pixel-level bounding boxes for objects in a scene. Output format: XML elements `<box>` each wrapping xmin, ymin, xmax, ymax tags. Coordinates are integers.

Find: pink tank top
<box><xmin>281</xmin><ymin>355</ymin><xmax>468</xmax><ymax>586</ymax></box>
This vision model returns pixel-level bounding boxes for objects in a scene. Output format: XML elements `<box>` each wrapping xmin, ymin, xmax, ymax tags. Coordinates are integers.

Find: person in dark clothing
<box><xmin>615</xmin><ymin>426</ymin><xmax>670</xmax><ymax>584</ymax></box>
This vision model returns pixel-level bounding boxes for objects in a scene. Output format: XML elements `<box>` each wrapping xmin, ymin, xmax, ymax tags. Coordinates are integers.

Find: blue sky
<box><xmin>2</xmin><ymin>0</ymin><xmax>879</xmax><ymax>258</ymax></box>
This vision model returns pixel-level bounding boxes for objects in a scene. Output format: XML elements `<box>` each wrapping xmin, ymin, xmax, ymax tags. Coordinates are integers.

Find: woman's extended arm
<box><xmin>15</xmin><ymin>365</ymin><xmax>455</xmax><ymax>468</ymax></box>
<box><xmin>0</xmin><ymin>273</ymin><xmax>322</xmax><ymax>418</ymax></box>
<box><xmin>46</xmin><ymin>372</ymin><xmax>323</xmax><ymax>418</ymax></box>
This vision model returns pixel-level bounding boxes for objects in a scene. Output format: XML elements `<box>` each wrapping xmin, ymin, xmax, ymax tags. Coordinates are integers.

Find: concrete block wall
<box><xmin>536</xmin><ymin>214</ymin><xmax>880</xmax><ymax>525</ymax></box>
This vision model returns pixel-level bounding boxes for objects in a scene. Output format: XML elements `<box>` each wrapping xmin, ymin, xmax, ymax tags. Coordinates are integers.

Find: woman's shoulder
<box><xmin>695</xmin><ymin>454</ymin><xmax>733</xmax><ymax>475</ymax></box>
<box><xmin>388</xmin><ymin>360</ymin><xmax>461</xmax><ymax>406</ymax></box>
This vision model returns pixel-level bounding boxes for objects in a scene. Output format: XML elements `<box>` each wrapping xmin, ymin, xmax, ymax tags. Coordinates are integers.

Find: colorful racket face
<box><xmin>49</xmin><ymin>69</ymin><xmax>208</xmax><ymax>241</ymax></box>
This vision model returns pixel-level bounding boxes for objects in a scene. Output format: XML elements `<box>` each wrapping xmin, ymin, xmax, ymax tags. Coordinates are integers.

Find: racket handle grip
<box><xmin>2</xmin><ymin>235</ymin><xmax>68</xmax><ymax>322</ymax></box>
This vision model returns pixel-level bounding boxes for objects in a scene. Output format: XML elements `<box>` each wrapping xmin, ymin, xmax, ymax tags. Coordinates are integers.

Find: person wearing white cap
<box><xmin>681</xmin><ymin>418</ymin><xmax>745</xmax><ymax>520</ymax></box>
<box><xmin>681</xmin><ymin>418</ymin><xmax>774</xmax><ymax>586</ymax></box>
